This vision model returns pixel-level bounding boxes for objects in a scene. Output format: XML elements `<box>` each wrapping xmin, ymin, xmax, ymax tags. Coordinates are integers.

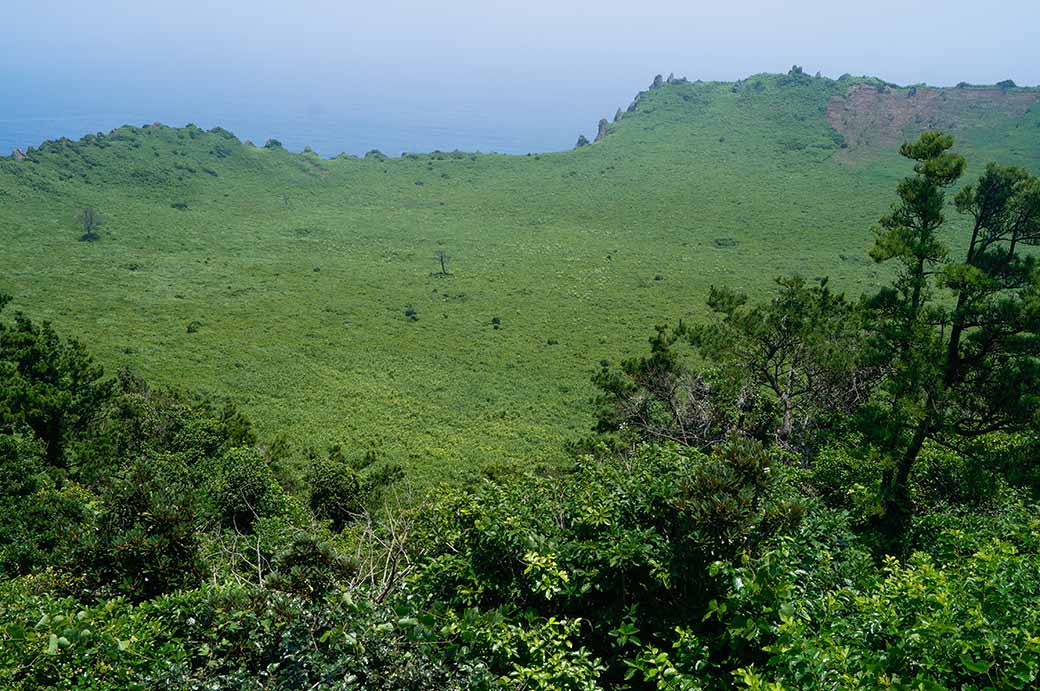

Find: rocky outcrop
<box><xmin>11</xmin><ymin>148</ymin><xmax>25</xmax><ymax>162</ymax></box>
<box><xmin>614</xmin><ymin>108</ymin><xmax>623</xmax><ymax>123</ymax></box>
<box><xmin>594</xmin><ymin>118</ymin><xmax>610</xmax><ymax>142</ymax></box>
<box><xmin>575</xmin><ymin>134</ymin><xmax>590</xmax><ymax>148</ymax></box>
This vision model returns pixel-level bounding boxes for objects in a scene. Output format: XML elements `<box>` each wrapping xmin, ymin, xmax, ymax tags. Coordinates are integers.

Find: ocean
<box><xmin>0</xmin><ymin>76</ymin><xmax>637</xmax><ymax>159</ymax></box>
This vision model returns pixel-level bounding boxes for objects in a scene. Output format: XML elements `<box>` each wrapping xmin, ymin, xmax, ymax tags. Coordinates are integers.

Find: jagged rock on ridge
<box><xmin>12</xmin><ymin>148</ymin><xmax>26</xmax><ymax>162</ymax></box>
<box><xmin>594</xmin><ymin>118</ymin><xmax>610</xmax><ymax>142</ymax></box>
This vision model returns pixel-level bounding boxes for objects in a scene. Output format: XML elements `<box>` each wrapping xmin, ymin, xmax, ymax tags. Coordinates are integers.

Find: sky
<box><xmin>3</xmin><ymin>0</ymin><xmax>1039</xmax><ymax>155</ymax></box>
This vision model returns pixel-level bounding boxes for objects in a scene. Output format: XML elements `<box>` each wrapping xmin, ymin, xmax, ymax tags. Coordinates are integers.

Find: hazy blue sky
<box><xmin>3</xmin><ymin>0</ymin><xmax>1038</xmax><ymax>155</ymax></box>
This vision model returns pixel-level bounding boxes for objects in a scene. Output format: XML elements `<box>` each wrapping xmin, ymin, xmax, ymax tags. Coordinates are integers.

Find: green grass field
<box><xmin>3</xmin><ymin>72</ymin><xmax>1038</xmax><ymax>485</ymax></box>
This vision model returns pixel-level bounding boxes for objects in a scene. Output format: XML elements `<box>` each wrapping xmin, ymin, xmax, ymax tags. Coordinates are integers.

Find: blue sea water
<box><xmin>0</xmin><ymin>75</ymin><xmax>638</xmax><ymax>159</ymax></box>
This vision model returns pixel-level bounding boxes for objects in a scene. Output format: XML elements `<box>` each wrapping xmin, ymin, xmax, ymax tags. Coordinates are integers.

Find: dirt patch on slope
<box><xmin>827</xmin><ymin>84</ymin><xmax>1037</xmax><ymax>155</ymax></box>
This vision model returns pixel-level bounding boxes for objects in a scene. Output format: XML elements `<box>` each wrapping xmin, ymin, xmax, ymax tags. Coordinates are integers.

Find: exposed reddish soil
<box><xmin>827</xmin><ymin>84</ymin><xmax>1037</xmax><ymax>154</ymax></box>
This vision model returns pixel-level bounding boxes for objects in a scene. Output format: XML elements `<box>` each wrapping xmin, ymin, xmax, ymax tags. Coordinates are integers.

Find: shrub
<box><xmin>0</xmin><ymin>303</ymin><xmax>112</xmax><ymax>467</ymax></box>
<box><xmin>77</xmin><ymin>456</ymin><xmax>208</xmax><ymax>600</ymax></box>
<box><xmin>266</xmin><ymin>531</ymin><xmax>356</xmax><ymax>597</ymax></box>
<box><xmin>754</xmin><ymin>535</ymin><xmax>1040</xmax><ymax>690</ymax></box>
<box><xmin>307</xmin><ymin>452</ymin><xmax>362</xmax><ymax>530</ymax></box>
<box><xmin>93</xmin><ymin>370</ymin><xmax>254</xmax><ymax>471</ymax></box>
<box><xmin>206</xmin><ymin>447</ymin><xmax>283</xmax><ymax>531</ymax></box>
<box><xmin>0</xmin><ymin>433</ymin><xmax>88</xmax><ymax>576</ymax></box>
<box><xmin>411</xmin><ymin>439</ymin><xmax>803</xmax><ymax>684</ymax></box>
<box><xmin>0</xmin><ymin>583</ymin><xmax>463</xmax><ymax>691</ymax></box>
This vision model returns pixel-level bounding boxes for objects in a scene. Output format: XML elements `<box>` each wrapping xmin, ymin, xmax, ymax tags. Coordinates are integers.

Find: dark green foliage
<box><xmin>0</xmin><ymin>306</ymin><xmax>268</xmax><ymax>598</ymax></box>
<box><xmin>77</xmin><ymin>457</ymin><xmax>207</xmax><ymax>600</ymax></box>
<box><xmin>0</xmin><ymin>433</ymin><xmax>87</xmax><ymax>575</ymax></box>
<box><xmin>307</xmin><ymin>449</ymin><xmax>362</xmax><ymax>530</ymax></box>
<box><xmin>778</xmin><ymin>65</ymin><xmax>812</xmax><ymax>87</ymax></box>
<box><xmin>91</xmin><ymin>369</ymin><xmax>255</xmax><ymax>474</ymax></box>
<box><xmin>206</xmin><ymin>447</ymin><xmax>283</xmax><ymax>531</ymax></box>
<box><xmin>0</xmin><ymin>584</ymin><xmax>464</xmax><ymax>691</ymax></box>
<box><xmin>592</xmin><ymin>323</ymin><xmax>749</xmax><ymax>448</ymax></box>
<box><xmin>991</xmin><ymin>433</ymin><xmax>1040</xmax><ymax>495</ymax></box>
<box><xmin>692</xmin><ymin>276</ymin><xmax>874</xmax><ymax>449</ymax></box>
<box><xmin>593</xmin><ymin>276</ymin><xmax>873</xmax><ymax>453</ymax></box>
<box><xmin>865</xmin><ymin>133</ymin><xmax>1040</xmax><ymax>542</ymax></box>
<box><xmin>307</xmin><ymin>446</ymin><xmax>403</xmax><ymax>530</ymax></box>
<box><xmin>0</xmin><ymin>298</ymin><xmax>111</xmax><ymax>467</ymax></box>
<box><xmin>266</xmin><ymin>531</ymin><xmax>357</xmax><ymax>597</ymax></box>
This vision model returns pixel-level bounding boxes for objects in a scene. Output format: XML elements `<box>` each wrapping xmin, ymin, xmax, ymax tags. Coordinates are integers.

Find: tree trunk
<box><xmin>879</xmin><ymin>409</ymin><xmax>930</xmax><ymax>546</ymax></box>
<box><xmin>944</xmin><ymin>295</ymin><xmax>967</xmax><ymax>388</ymax></box>
<box><xmin>778</xmin><ymin>362</ymin><xmax>797</xmax><ymax>443</ymax></box>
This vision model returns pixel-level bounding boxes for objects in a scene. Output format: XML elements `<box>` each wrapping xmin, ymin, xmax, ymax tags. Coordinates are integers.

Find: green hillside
<box><xmin>2</xmin><ymin>70</ymin><xmax>1038</xmax><ymax>485</ymax></box>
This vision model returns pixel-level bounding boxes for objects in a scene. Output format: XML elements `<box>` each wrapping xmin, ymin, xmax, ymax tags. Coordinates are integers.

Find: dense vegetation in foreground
<box><xmin>3</xmin><ymin>131</ymin><xmax>1040</xmax><ymax>689</ymax></box>
<box><xmin>2</xmin><ymin>70</ymin><xmax>1038</xmax><ymax>485</ymax></box>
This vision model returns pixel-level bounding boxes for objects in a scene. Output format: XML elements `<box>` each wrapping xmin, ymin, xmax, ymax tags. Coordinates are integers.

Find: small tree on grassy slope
<box><xmin>77</xmin><ymin>207</ymin><xmax>103</xmax><ymax>241</ymax></box>
<box><xmin>865</xmin><ymin>131</ymin><xmax>1040</xmax><ymax>542</ymax></box>
<box><xmin>434</xmin><ymin>249</ymin><xmax>450</xmax><ymax>276</ymax></box>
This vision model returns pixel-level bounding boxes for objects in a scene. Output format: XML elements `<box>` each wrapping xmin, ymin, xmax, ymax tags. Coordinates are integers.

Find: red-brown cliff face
<box><xmin>827</xmin><ymin>83</ymin><xmax>1038</xmax><ymax>154</ymax></box>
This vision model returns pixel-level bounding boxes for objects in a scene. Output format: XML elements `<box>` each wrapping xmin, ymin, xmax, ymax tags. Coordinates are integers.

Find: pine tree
<box><xmin>866</xmin><ymin>132</ymin><xmax>1040</xmax><ymax>542</ymax></box>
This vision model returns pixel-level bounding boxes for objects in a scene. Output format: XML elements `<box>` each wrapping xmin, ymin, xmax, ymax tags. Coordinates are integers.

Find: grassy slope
<box><xmin>2</xmin><ymin>74</ymin><xmax>1038</xmax><ymax>485</ymax></box>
